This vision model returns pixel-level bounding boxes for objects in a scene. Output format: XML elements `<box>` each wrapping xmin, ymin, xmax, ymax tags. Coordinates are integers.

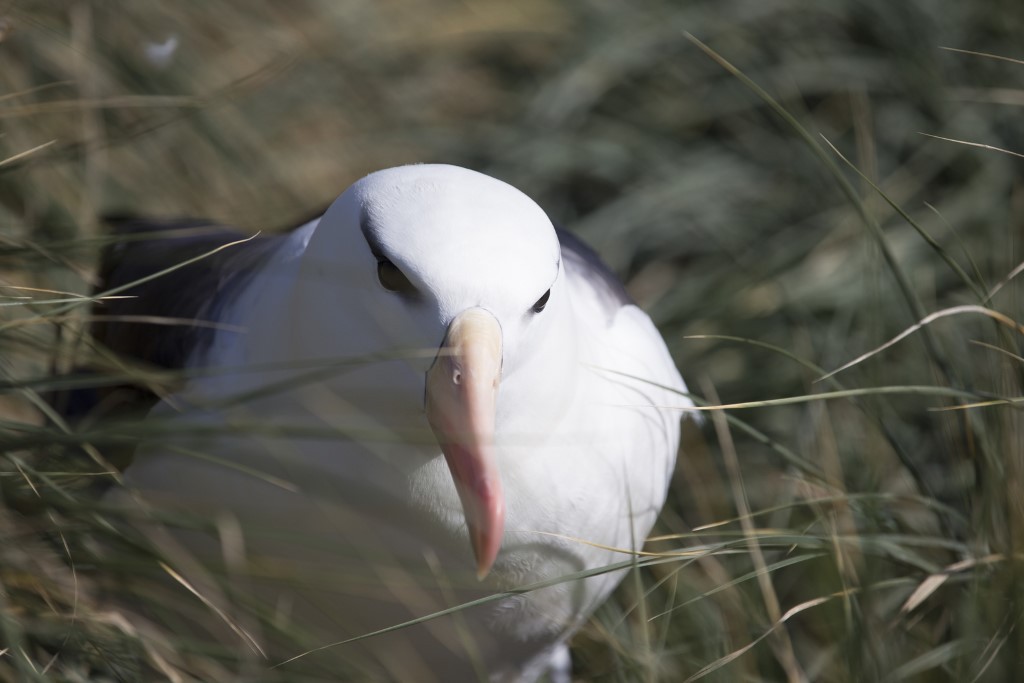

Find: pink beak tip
<box><xmin>470</xmin><ymin>515</ymin><xmax>503</xmax><ymax>580</ymax></box>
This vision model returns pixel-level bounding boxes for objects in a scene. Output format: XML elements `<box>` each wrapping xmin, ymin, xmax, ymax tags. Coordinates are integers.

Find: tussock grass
<box><xmin>3</xmin><ymin>0</ymin><xmax>1024</xmax><ymax>680</ymax></box>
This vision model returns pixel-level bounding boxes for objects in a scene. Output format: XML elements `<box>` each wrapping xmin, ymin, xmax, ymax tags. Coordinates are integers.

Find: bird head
<box><xmin>301</xmin><ymin>164</ymin><xmax>564</xmax><ymax>578</ymax></box>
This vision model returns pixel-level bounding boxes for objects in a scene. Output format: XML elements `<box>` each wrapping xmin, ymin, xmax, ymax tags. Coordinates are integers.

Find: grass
<box><xmin>3</xmin><ymin>0</ymin><xmax>1024</xmax><ymax>680</ymax></box>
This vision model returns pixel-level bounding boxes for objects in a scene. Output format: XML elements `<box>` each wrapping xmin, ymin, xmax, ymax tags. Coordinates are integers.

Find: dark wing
<box><xmin>53</xmin><ymin>217</ymin><xmax>286</xmax><ymax>425</ymax></box>
<box><xmin>90</xmin><ymin>216</ymin><xmax>283</xmax><ymax>372</ymax></box>
<box><xmin>556</xmin><ymin>227</ymin><xmax>633</xmax><ymax>318</ymax></box>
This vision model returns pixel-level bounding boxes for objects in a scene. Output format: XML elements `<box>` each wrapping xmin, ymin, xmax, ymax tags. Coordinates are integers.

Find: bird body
<box><xmin>97</xmin><ymin>165</ymin><xmax>689</xmax><ymax>681</ymax></box>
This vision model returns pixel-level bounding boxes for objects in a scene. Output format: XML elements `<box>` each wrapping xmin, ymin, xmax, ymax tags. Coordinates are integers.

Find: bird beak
<box><xmin>425</xmin><ymin>308</ymin><xmax>504</xmax><ymax>579</ymax></box>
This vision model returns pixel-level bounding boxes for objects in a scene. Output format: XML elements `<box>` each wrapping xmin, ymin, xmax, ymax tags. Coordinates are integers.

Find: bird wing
<box><xmin>91</xmin><ymin>216</ymin><xmax>283</xmax><ymax>371</ymax></box>
<box><xmin>556</xmin><ymin>225</ymin><xmax>686</xmax><ymax>395</ymax></box>
<box><xmin>555</xmin><ymin>227</ymin><xmax>632</xmax><ymax>322</ymax></box>
<box><xmin>53</xmin><ymin>216</ymin><xmax>292</xmax><ymax>433</ymax></box>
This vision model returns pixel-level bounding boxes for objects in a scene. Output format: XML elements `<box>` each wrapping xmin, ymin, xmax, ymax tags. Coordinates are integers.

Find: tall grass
<box><xmin>2</xmin><ymin>0</ymin><xmax>1024</xmax><ymax>680</ymax></box>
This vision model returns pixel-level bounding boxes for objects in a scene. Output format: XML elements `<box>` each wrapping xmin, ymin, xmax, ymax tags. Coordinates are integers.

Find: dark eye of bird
<box><xmin>377</xmin><ymin>259</ymin><xmax>416</xmax><ymax>294</ymax></box>
<box><xmin>532</xmin><ymin>289</ymin><xmax>551</xmax><ymax>313</ymax></box>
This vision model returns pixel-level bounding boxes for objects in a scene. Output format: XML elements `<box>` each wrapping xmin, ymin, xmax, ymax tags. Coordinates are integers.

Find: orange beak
<box><xmin>425</xmin><ymin>308</ymin><xmax>504</xmax><ymax>579</ymax></box>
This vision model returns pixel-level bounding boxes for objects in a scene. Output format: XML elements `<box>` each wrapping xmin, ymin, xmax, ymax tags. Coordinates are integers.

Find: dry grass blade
<box><xmin>968</xmin><ymin>618</ymin><xmax>1014</xmax><ymax>683</ymax></box>
<box><xmin>273</xmin><ymin>555</ymin><xmax>660</xmax><ymax>669</ymax></box>
<box><xmin>983</xmin><ymin>259</ymin><xmax>1024</xmax><ymax>303</ymax></box>
<box><xmin>649</xmin><ymin>554</ymin><xmax>825</xmax><ymax>622</ymax></box>
<box><xmin>0</xmin><ymin>139</ymin><xmax>57</xmax><ymax>168</ymax></box>
<box><xmin>654</xmin><ymin>385</ymin><xmax>985</xmax><ymax>412</ymax></box>
<box><xmin>0</xmin><ymin>95</ymin><xmax>203</xmax><ymax>118</ymax></box>
<box><xmin>0</xmin><ymin>233</ymin><xmax>260</xmax><ymax>335</ymax></box>
<box><xmin>820</xmin><ymin>135</ymin><xmax>986</xmax><ymax>300</ymax></box>
<box><xmin>939</xmin><ymin>46</ymin><xmax>1024</xmax><ymax>67</ymax></box>
<box><xmin>885</xmin><ymin>640</ymin><xmax>975</xmax><ymax>681</ymax></box>
<box><xmin>969</xmin><ymin>340</ymin><xmax>1024</xmax><ymax>364</ymax></box>
<box><xmin>158</xmin><ymin>562</ymin><xmax>266</xmax><ymax>659</ymax></box>
<box><xmin>900</xmin><ymin>554</ymin><xmax>1003</xmax><ymax>614</ymax></box>
<box><xmin>683</xmin><ymin>595</ymin><xmax>835</xmax><ymax>683</ymax></box>
<box><xmin>919</xmin><ymin>132</ymin><xmax>1024</xmax><ymax>161</ymax></box>
<box><xmin>817</xmin><ymin>305</ymin><xmax>1024</xmax><ymax>382</ymax></box>
<box><xmin>702</xmin><ymin>377</ymin><xmax>805</xmax><ymax>683</ymax></box>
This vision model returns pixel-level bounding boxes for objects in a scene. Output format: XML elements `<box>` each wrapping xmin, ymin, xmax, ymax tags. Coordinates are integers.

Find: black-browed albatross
<box><xmin>87</xmin><ymin>164</ymin><xmax>691</xmax><ymax>682</ymax></box>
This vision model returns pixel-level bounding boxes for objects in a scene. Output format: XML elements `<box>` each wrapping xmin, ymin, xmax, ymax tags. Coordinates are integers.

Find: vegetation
<box><xmin>2</xmin><ymin>0</ymin><xmax>1023</xmax><ymax>680</ymax></box>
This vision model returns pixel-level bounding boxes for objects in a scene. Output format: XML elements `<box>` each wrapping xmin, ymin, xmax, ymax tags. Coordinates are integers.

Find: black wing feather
<box><xmin>54</xmin><ymin>217</ymin><xmax>284</xmax><ymax>425</ymax></box>
<box><xmin>555</xmin><ymin>227</ymin><xmax>632</xmax><ymax>317</ymax></box>
<box><xmin>91</xmin><ymin>216</ymin><xmax>280</xmax><ymax>372</ymax></box>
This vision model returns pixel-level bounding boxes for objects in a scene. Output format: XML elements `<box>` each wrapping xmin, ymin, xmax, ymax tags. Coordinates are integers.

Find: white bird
<box><xmin>88</xmin><ymin>164</ymin><xmax>690</xmax><ymax>682</ymax></box>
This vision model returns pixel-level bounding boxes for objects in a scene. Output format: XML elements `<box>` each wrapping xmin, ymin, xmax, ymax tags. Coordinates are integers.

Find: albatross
<box><xmin>86</xmin><ymin>164</ymin><xmax>691</xmax><ymax>681</ymax></box>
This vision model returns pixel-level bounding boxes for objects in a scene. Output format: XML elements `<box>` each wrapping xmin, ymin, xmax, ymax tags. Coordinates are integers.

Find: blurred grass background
<box><xmin>2</xmin><ymin>0</ymin><xmax>1024</xmax><ymax>680</ymax></box>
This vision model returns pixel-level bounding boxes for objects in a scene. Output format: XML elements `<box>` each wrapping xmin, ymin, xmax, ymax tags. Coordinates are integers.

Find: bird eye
<box><xmin>377</xmin><ymin>259</ymin><xmax>416</xmax><ymax>294</ymax></box>
<box><xmin>532</xmin><ymin>289</ymin><xmax>551</xmax><ymax>313</ymax></box>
